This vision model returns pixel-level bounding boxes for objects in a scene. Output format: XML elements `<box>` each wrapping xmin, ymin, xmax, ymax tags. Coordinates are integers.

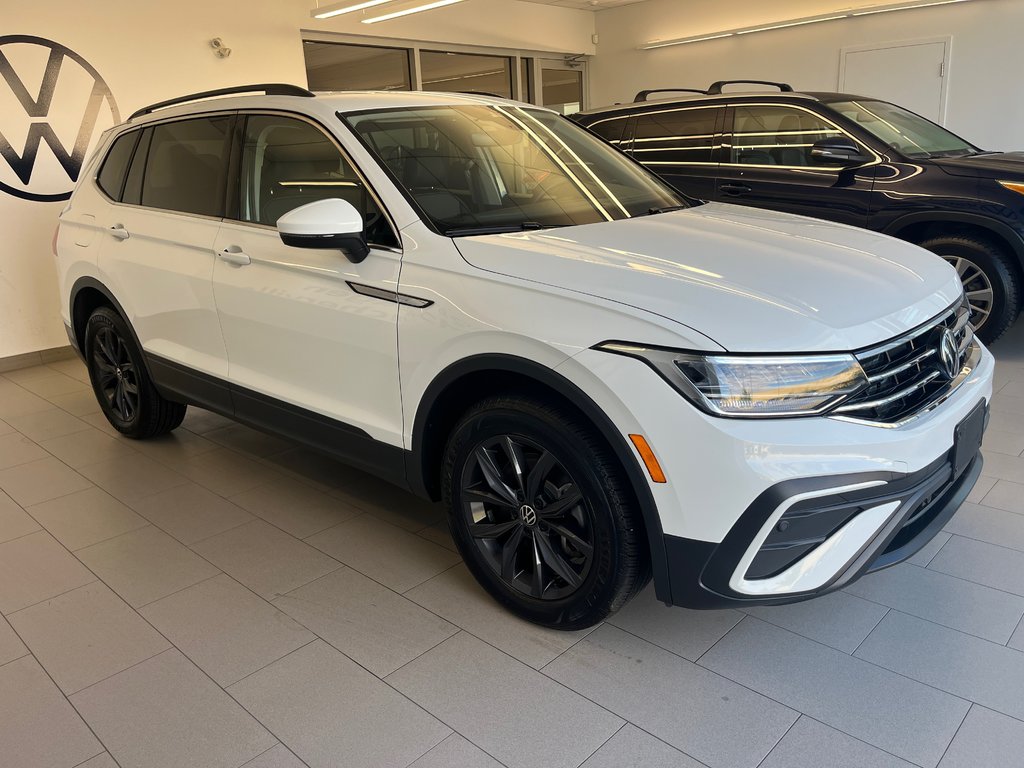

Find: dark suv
<box><xmin>572</xmin><ymin>80</ymin><xmax>1024</xmax><ymax>342</ymax></box>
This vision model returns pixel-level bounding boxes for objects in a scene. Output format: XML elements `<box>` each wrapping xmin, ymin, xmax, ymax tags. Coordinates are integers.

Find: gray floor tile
<box><xmin>0</xmin><ymin>656</ymin><xmax>102</xmax><ymax>768</ymax></box>
<box><xmin>844</xmin><ymin>562</ymin><xmax>1024</xmax><ymax>643</ymax></box>
<box><xmin>127</xmin><ymin>427</ymin><xmax>219</xmax><ymax>464</ymax></box>
<box><xmin>0</xmin><ymin>530</ymin><xmax>95</xmax><ymax>614</ymax></box>
<box><xmin>130</xmin><ymin>482</ymin><xmax>254</xmax><ymax>545</ymax></box>
<box><xmin>408</xmin><ymin>734</ymin><xmax>503</xmax><ymax>768</ymax></box>
<box><xmin>140</xmin><ymin>573</ymin><xmax>314</xmax><ymax>687</ymax></box>
<box><xmin>307</xmin><ymin>514</ymin><xmax>460</xmax><ymax>593</ymax></box>
<box><xmin>27</xmin><ymin>487</ymin><xmax>148</xmax><ymax>551</ymax></box>
<box><xmin>946</xmin><ymin>502</ymin><xmax>1024</xmax><ymax>551</ymax></box>
<box><xmin>983</xmin><ymin>429</ymin><xmax>1024</xmax><ymax>457</ymax></box>
<box><xmin>230</xmin><ymin>640</ymin><xmax>450</xmax><ymax>768</ymax></box>
<box><xmin>75</xmin><ymin>754</ymin><xmax>119</xmax><ymax>768</ymax></box>
<box><xmin>760</xmin><ymin>716</ymin><xmax>916</xmax><ymax>768</ymax></box>
<box><xmin>856</xmin><ymin>611</ymin><xmax>1024</xmax><ymax>722</ymax></box>
<box><xmin>77</xmin><ymin>525</ymin><xmax>220</xmax><ymax>607</ymax></box>
<box><xmin>0</xmin><ymin>614</ymin><xmax>27</xmax><ymax>665</ymax></box>
<box><xmin>978</xmin><ymin>450</ymin><xmax>1024</xmax><ymax>482</ymax></box>
<box><xmin>205</xmin><ymin>423</ymin><xmax>296</xmax><ymax>457</ymax></box>
<box><xmin>39</xmin><ymin>427</ymin><xmax>138</xmax><ymax>469</ymax></box>
<box><xmin>417</xmin><ymin>521</ymin><xmax>457</xmax><ymax>552</ymax></box>
<box><xmin>938</xmin><ymin>706</ymin><xmax>1024</xmax><ymax>767</ymax></box>
<box><xmin>241</xmin><ymin>744</ymin><xmax>308</xmax><ymax>768</ymax></box>
<box><xmin>0</xmin><ymin>457</ymin><xmax>93</xmax><ymax>507</ymax></box>
<box><xmin>192</xmin><ymin>520</ymin><xmax>341</xmax><ymax>600</ymax></box>
<box><xmin>543</xmin><ymin>623</ymin><xmax>794</xmax><ymax>768</ymax></box>
<box><xmin>262</xmin><ymin>448</ymin><xmax>346</xmax><ymax>492</ymax></box>
<box><xmin>978</xmin><ymin>479</ymin><xmax>1024</xmax><ymax>515</ymax></box>
<box><xmin>908</xmin><ymin>531</ymin><xmax>952</xmax><ymax>567</ymax></box>
<box><xmin>743</xmin><ymin>591</ymin><xmax>889</xmax><ymax>654</ymax></box>
<box><xmin>71</xmin><ymin>649</ymin><xmax>276</xmax><ymax>768</ymax></box>
<box><xmin>77</xmin><ymin>453</ymin><xmax>190</xmax><ymax>505</ymax></box>
<box><xmin>0</xmin><ymin>488</ymin><xmax>40</xmax><ymax>543</ymax></box>
<box><xmin>5</xmin><ymin>407</ymin><xmax>91</xmax><ymax>442</ymax></box>
<box><xmin>0</xmin><ymin>431</ymin><xmax>49</xmax><ymax>469</ymax></box>
<box><xmin>0</xmin><ymin>385</ymin><xmax>52</xmax><ymax>419</ymax></box>
<box><xmin>12</xmin><ymin>372</ymin><xmax>89</xmax><ymax>399</ymax></box>
<box><xmin>8</xmin><ymin>581</ymin><xmax>170</xmax><ymax>694</ymax></box>
<box><xmin>175</xmin><ymin>447</ymin><xmax>283</xmax><ymax>496</ymax></box>
<box><xmin>273</xmin><ymin>567</ymin><xmax>456</xmax><ymax>677</ymax></box>
<box><xmin>230</xmin><ymin>478</ymin><xmax>360</xmax><ymax>539</ymax></box>
<box><xmin>1010</xmin><ymin>617</ymin><xmax>1024</xmax><ymax>651</ymax></box>
<box><xmin>390</xmin><ymin>631</ymin><xmax>622</xmax><ymax>768</ymax></box>
<box><xmin>607</xmin><ymin>585</ymin><xmax>742</xmax><ymax>661</ymax></box>
<box><xmin>579</xmin><ymin>724</ymin><xmax>703</xmax><ymax>768</ymax></box>
<box><xmin>181</xmin><ymin>407</ymin><xmax>237</xmax><ymax>435</ymax></box>
<box><xmin>406</xmin><ymin>563</ymin><xmax>591</xmax><ymax>669</ymax></box>
<box><xmin>0</xmin><ymin>417</ymin><xmax>12</xmax><ymax>436</ymax></box>
<box><xmin>699</xmin><ymin>616</ymin><xmax>968</xmax><ymax>768</ymax></box>
<box><xmin>45</xmin><ymin>358</ymin><xmax>90</xmax><ymax>383</ymax></box>
<box><xmin>45</xmin><ymin>388</ymin><xmax>103</xmax><ymax>417</ymax></box>
<box><xmin>928</xmin><ymin>534</ymin><xmax>1024</xmax><ymax>598</ymax></box>
<box><xmin>966</xmin><ymin>475</ymin><xmax>997</xmax><ymax>504</ymax></box>
<box><xmin>327</xmin><ymin>466</ymin><xmax>445</xmax><ymax>533</ymax></box>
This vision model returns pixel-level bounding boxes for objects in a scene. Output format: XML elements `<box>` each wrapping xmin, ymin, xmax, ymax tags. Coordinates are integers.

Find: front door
<box><xmin>715</xmin><ymin>103</ymin><xmax>876</xmax><ymax>228</ymax></box>
<box><xmin>211</xmin><ymin>113</ymin><xmax>405</xmax><ymax>459</ymax></box>
<box><xmin>627</xmin><ymin>104</ymin><xmax>723</xmax><ymax>202</ymax></box>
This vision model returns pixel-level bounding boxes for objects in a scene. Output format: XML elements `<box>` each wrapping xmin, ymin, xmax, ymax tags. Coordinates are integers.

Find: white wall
<box><xmin>0</xmin><ymin>0</ymin><xmax>593</xmax><ymax>359</ymax></box>
<box><xmin>592</xmin><ymin>0</ymin><xmax>1024</xmax><ymax>150</ymax></box>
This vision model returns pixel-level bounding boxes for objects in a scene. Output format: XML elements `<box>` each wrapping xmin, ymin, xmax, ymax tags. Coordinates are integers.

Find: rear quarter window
<box><xmin>140</xmin><ymin>116</ymin><xmax>233</xmax><ymax>217</ymax></box>
<box><xmin>96</xmin><ymin>131</ymin><xmax>140</xmax><ymax>201</ymax></box>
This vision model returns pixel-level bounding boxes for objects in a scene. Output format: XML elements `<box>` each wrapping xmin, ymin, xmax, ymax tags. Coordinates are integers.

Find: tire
<box><xmin>84</xmin><ymin>307</ymin><xmax>186</xmax><ymax>439</ymax></box>
<box><xmin>442</xmin><ymin>395</ymin><xmax>649</xmax><ymax>630</ymax></box>
<box><xmin>918</xmin><ymin>234</ymin><xmax>1021</xmax><ymax>344</ymax></box>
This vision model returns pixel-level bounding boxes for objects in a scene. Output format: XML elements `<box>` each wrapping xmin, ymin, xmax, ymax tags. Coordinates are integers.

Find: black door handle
<box><xmin>719</xmin><ymin>183</ymin><xmax>752</xmax><ymax>196</ymax></box>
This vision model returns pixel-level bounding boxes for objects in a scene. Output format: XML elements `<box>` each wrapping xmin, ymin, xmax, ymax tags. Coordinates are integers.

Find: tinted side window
<box><xmin>96</xmin><ymin>131</ymin><xmax>140</xmax><ymax>200</ymax></box>
<box><xmin>585</xmin><ymin>116</ymin><xmax>630</xmax><ymax>145</ymax></box>
<box><xmin>141</xmin><ymin>117</ymin><xmax>232</xmax><ymax>217</ymax></box>
<box><xmin>122</xmin><ymin>128</ymin><xmax>152</xmax><ymax>206</ymax></box>
<box><xmin>238</xmin><ymin>115</ymin><xmax>398</xmax><ymax>248</ymax></box>
<box><xmin>730</xmin><ymin>105</ymin><xmax>845</xmax><ymax>167</ymax></box>
<box><xmin>632</xmin><ymin>107</ymin><xmax>719</xmax><ymax>165</ymax></box>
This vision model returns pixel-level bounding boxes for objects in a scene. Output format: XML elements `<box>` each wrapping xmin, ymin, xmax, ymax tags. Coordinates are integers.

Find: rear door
<box><xmin>715</xmin><ymin>102</ymin><xmax>876</xmax><ymax>227</ymax></box>
<box><xmin>627</xmin><ymin>104</ymin><xmax>724</xmax><ymax>201</ymax></box>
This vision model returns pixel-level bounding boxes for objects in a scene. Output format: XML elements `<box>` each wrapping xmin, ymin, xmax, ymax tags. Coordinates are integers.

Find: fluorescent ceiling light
<box><xmin>362</xmin><ymin>0</ymin><xmax>465</xmax><ymax>23</ymax></box>
<box><xmin>639</xmin><ymin>0</ymin><xmax>979</xmax><ymax>49</ymax></box>
<box><xmin>311</xmin><ymin>0</ymin><xmax>393</xmax><ymax>19</ymax></box>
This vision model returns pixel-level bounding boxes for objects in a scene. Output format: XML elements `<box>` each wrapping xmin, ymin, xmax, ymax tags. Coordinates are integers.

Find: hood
<box><xmin>454</xmin><ymin>203</ymin><xmax>962</xmax><ymax>353</ymax></box>
<box><xmin>932</xmin><ymin>151</ymin><xmax>1024</xmax><ymax>178</ymax></box>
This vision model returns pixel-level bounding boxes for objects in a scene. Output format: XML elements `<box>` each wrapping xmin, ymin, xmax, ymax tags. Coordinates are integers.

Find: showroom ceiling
<box><xmin>520</xmin><ymin>0</ymin><xmax>649</xmax><ymax>9</ymax></box>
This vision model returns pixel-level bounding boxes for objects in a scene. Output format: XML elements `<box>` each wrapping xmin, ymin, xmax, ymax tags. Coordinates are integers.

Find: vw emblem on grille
<box><xmin>519</xmin><ymin>505</ymin><xmax>538</xmax><ymax>527</ymax></box>
<box><xmin>939</xmin><ymin>329</ymin><xmax>961</xmax><ymax>381</ymax></box>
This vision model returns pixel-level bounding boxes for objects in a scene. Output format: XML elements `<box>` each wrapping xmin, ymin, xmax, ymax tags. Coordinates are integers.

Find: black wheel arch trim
<box><xmin>883</xmin><ymin>211</ymin><xmax>1024</xmax><ymax>267</ymax></box>
<box><xmin>408</xmin><ymin>353</ymin><xmax>672</xmax><ymax>604</ymax></box>
<box><xmin>69</xmin><ymin>276</ymin><xmax>155</xmax><ymax>380</ymax></box>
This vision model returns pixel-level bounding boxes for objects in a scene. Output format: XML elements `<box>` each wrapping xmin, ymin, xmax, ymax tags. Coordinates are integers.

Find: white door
<box><xmin>840</xmin><ymin>39</ymin><xmax>949</xmax><ymax>123</ymax></box>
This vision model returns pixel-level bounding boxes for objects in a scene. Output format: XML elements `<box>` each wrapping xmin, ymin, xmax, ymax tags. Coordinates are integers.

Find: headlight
<box><xmin>596</xmin><ymin>343</ymin><xmax>868</xmax><ymax>417</ymax></box>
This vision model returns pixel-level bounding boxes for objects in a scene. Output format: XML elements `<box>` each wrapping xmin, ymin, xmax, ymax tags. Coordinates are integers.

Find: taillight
<box><xmin>52</xmin><ymin>223</ymin><xmax>60</xmax><ymax>257</ymax></box>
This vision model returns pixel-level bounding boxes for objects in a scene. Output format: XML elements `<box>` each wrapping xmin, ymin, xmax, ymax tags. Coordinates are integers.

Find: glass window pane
<box><xmin>420</xmin><ymin>50</ymin><xmax>512</xmax><ymax>99</ymax></box>
<box><xmin>730</xmin><ymin>105</ymin><xmax>844</xmax><ymax>166</ymax></box>
<box><xmin>586</xmin><ymin>116</ymin><xmax>629</xmax><ymax>145</ymax></box>
<box><xmin>633</xmin><ymin>107</ymin><xmax>719</xmax><ymax>165</ymax></box>
<box><xmin>97</xmin><ymin>131</ymin><xmax>139</xmax><ymax>201</ymax></box>
<box><xmin>238</xmin><ymin>115</ymin><xmax>397</xmax><ymax>248</ymax></box>
<box><xmin>520</xmin><ymin>58</ymin><xmax>533</xmax><ymax>102</ymax></box>
<box><xmin>122</xmin><ymin>128</ymin><xmax>152</xmax><ymax>206</ymax></box>
<box><xmin>141</xmin><ymin>117</ymin><xmax>231</xmax><ymax>217</ymax></box>
<box><xmin>304</xmin><ymin>41</ymin><xmax>411</xmax><ymax>91</ymax></box>
<box><xmin>542</xmin><ymin>68</ymin><xmax>582</xmax><ymax>115</ymax></box>
<box><xmin>829</xmin><ymin>99</ymin><xmax>974</xmax><ymax>158</ymax></box>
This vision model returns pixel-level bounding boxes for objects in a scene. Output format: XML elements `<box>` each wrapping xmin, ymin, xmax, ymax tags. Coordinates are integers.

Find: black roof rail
<box><xmin>706</xmin><ymin>80</ymin><xmax>794</xmax><ymax>95</ymax></box>
<box><xmin>129</xmin><ymin>83</ymin><xmax>315</xmax><ymax>121</ymax></box>
<box><xmin>634</xmin><ymin>88</ymin><xmax>706</xmax><ymax>102</ymax></box>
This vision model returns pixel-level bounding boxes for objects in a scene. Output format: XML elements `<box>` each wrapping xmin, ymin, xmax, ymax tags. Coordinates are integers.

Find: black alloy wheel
<box><xmin>91</xmin><ymin>325</ymin><xmax>140</xmax><ymax>424</ymax></box>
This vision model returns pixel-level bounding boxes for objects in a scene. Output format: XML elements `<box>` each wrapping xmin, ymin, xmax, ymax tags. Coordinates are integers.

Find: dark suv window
<box><xmin>586</xmin><ymin>115</ymin><xmax>630</xmax><ymax>145</ymax></box>
<box><xmin>238</xmin><ymin>115</ymin><xmax>398</xmax><ymax>248</ymax></box>
<box><xmin>632</xmin><ymin>107</ymin><xmax>719</xmax><ymax>165</ymax></box>
<box><xmin>140</xmin><ymin>117</ymin><xmax>232</xmax><ymax>217</ymax></box>
<box><xmin>97</xmin><ymin>131</ymin><xmax>140</xmax><ymax>201</ymax></box>
<box><xmin>729</xmin><ymin>105</ymin><xmax>845</xmax><ymax>167</ymax></box>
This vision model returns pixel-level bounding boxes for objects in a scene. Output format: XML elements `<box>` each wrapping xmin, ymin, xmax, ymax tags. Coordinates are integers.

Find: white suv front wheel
<box><xmin>442</xmin><ymin>395</ymin><xmax>649</xmax><ymax>629</ymax></box>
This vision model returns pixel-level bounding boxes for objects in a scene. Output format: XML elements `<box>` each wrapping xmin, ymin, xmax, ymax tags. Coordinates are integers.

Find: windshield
<box><xmin>829</xmin><ymin>99</ymin><xmax>977</xmax><ymax>159</ymax></box>
<box><xmin>343</xmin><ymin>105</ymin><xmax>685</xmax><ymax>235</ymax></box>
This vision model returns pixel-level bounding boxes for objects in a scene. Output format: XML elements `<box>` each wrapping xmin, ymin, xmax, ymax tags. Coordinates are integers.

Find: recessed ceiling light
<box><xmin>310</xmin><ymin>0</ymin><xmax>393</xmax><ymax>19</ymax></box>
<box><xmin>362</xmin><ymin>0</ymin><xmax>466</xmax><ymax>24</ymax></box>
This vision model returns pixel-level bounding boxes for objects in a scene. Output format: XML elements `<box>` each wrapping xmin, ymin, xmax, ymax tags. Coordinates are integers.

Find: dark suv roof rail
<box><xmin>129</xmin><ymin>83</ymin><xmax>315</xmax><ymax>121</ymax></box>
<box><xmin>633</xmin><ymin>88</ymin><xmax>707</xmax><ymax>102</ymax></box>
<box><xmin>706</xmin><ymin>80</ymin><xmax>794</xmax><ymax>95</ymax></box>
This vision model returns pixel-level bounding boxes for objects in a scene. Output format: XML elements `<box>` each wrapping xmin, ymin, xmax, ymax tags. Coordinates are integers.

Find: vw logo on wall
<box><xmin>0</xmin><ymin>35</ymin><xmax>120</xmax><ymax>202</ymax></box>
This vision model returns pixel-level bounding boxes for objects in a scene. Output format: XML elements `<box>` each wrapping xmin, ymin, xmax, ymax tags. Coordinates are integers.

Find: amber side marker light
<box><xmin>999</xmin><ymin>181</ymin><xmax>1024</xmax><ymax>196</ymax></box>
<box><xmin>628</xmin><ymin>434</ymin><xmax>667</xmax><ymax>483</ymax></box>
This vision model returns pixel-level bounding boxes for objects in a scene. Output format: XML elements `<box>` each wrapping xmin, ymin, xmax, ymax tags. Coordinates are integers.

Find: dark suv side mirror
<box><xmin>810</xmin><ymin>138</ymin><xmax>869</xmax><ymax>166</ymax></box>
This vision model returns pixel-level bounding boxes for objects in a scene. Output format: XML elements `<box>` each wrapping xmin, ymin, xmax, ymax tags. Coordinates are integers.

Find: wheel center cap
<box><xmin>519</xmin><ymin>505</ymin><xmax>538</xmax><ymax>527</ymax></box>
<box><xmin>115</xmin><ymin>368</ymin><xmax>123</xmax><ymax>380</ymax></box>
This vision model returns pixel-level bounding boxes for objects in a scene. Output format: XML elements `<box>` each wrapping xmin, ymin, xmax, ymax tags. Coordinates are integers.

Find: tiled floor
<box><xmin>1</xmin><ymin>322</ymin><xmax>1024</xmax><ymax>768</ymax></box>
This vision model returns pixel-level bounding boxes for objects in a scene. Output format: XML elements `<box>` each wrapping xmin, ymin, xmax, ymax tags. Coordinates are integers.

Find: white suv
<box><xmin>55</xmin><ymin>84</ymin><xmax>993</xmax><ymax>629</ymax></box>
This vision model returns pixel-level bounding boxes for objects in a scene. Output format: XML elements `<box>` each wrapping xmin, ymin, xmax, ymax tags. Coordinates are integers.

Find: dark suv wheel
<box><xmin>84</xmin><ymin>307</ymin><xmax>187</xmax><ymax>438</ymax></box>
<box><xmin>919</xmin><ymin>234</ymin><xmax>1021</xmax><ymax>344</ymax></box>
<box><xmin>442</xmin><ymin>395</ymin><xmax>649</xmax><ymax>629</ymax></box>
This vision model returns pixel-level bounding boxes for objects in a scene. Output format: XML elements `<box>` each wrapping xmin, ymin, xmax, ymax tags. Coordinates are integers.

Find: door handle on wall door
<box><xmin>218</xmin><ymin>247</ymin><xmax>251</xmax><ymax>267</ymax></box>
<box><xmin>109</xmin><ymin>225</ymin><xmax>130</xmax><ymax>240</ymax></box>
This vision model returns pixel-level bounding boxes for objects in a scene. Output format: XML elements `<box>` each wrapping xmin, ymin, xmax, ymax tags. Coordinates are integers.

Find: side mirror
<box><xmin>810</xmin><ymin>138</ymin><xmax>869</xmax><ymax>166</ymax></box>
<box><xmin>276</xmin><ymin>198</ymin><xmax>370</xmax><ymax>264</ymax></box>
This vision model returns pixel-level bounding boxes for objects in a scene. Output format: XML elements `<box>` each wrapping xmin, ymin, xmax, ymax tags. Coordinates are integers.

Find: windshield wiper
<box><xmin>646</xmin><ymin>205</ymin><xmax>690</xmax><ymax>215</ymax></box>
<box><xmin>443</xmin><ymin>222</ymin><xmax>554</xmax><ymax>237</ymax></box>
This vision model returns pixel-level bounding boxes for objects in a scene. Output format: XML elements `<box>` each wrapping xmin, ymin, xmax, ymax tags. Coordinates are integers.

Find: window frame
<box><xmin>628</xmin><ymin>104</ymin><xmax>725</xmax><ymax>168</ymax></box>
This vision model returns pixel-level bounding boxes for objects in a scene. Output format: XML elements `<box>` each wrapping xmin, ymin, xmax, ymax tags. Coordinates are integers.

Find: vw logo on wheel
<box><xmin>519</xmin><ymin>505</ymin><xmax>538</xmax><ymax>527</ymax></box>
<box><xmin>0</xmin><ymin>35</ymin><xmax>120</xmax><ymax>202</ymax></box>
<box><xmin>939</xmin><ymin>328</ymin><xmax>962</xmax><ymax>380</ymax></box>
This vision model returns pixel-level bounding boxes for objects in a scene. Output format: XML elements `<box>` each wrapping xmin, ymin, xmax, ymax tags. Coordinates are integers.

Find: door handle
<box><xmin>218</xmin><ymin>247</ymin><xmax>251</xmax><ymax>267</ymax></box>
<box><xmin>109</xmin><ymin>225</ymin><xmax>130</xmax><ymax>241</ymax></box>
<box><xmin>719</xmin><ymin>183</ymin><xmax>752</xmax><ymax>196</ymax></box>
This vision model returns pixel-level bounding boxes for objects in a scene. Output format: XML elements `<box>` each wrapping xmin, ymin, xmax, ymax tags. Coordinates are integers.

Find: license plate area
<box><xmin>952</xmin><ymin>400</ymin><xmax>987</xmax><ymax>477</ymax></box>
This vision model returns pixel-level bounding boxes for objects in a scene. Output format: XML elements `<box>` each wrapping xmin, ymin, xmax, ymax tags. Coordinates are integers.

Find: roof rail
<box><xmin>706</xmin><ymin>80</ymin><xmax>793</xmax><ymax>95</ymax></box>
<box><xmin>129</xmin><ymin>84</ymin><xmax>315</xmax><ymax>121</ymax></box>
<box><xmin>633</xmin><ymin>88</ymin><xmax>706</xmax><ymax>102</ymax></box>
